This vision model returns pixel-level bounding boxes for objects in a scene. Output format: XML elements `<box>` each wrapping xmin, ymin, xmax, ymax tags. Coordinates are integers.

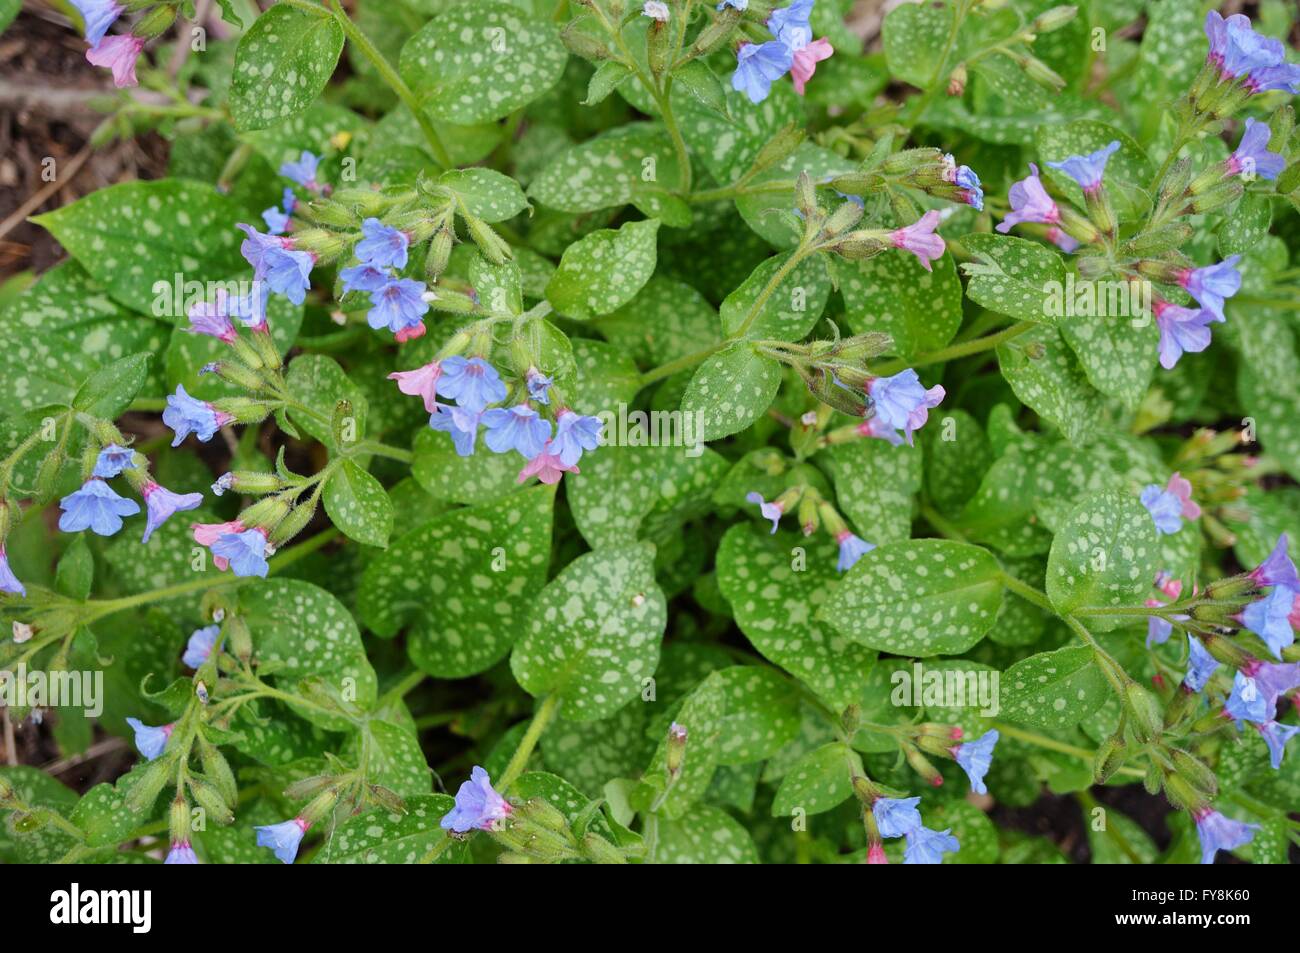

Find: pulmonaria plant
<box><xmin>1</xmin><ymin>0</ymin><xmax>1299</xmax><ymax>871</ymax></box>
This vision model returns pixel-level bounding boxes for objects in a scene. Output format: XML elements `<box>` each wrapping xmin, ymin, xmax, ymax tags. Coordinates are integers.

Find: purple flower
<box><xmin>340</xmin><ymin>263</ymin><xmax>390</xmax><ymax>295</ymax></box>
<box><xmin>1246</xmin><ymin>62</ymin><xmax>1300</xmax><ymax>95</ymax></box>
<box><xmin>866</xmin><ymin>368</ymin><xmax>945</xmax><ymax>446</ymax></box>
<box><xmin>1154</xmin><ymin>300</ymin><xmax>1215</xmax><ymax>370</ymax></box>
<box><xmin>355</xmin><ymin>218</ymin><xmax>410</xmax><ymax>269</ymax></box>
<box><xmin>1185</xmin><ymin>636</ymin><xmax>1220</xmax><ymax>692</ymax></box>
<box><xmin>262</xmin><ymin>206</ymin><xmax>290</xmax><ymax>236</ymax></box>
<box><xmin>945</xmin><ymin>156</ymin><xmax>984</xmax><ymax>210</ymax></box>
<box><xmin>164</xmin><ymin>385</ymin><xmax>231</xmax><ymax>447</ymax></box>
<box><xmin>186</xmin><ymin>293</ymin><xmax>239</xmax><ymax>344</ymax></box>
<box><xmin>0</xmin><ymin>546</ymin><xmax>25</xmax><ymax>597</ymax></box>
<box><xmin>164</xmin><ymin>841</ymin><xmax>198</xmax><ymax>864</ymax></box>
<box><xmin>237</xmin><ymin>223</ymin><xmax>288</xmax><ymax>274</ymax></box>
<box><xmin>745</xmin><ymin>491</ymin><xmax>784</xmax><ymax>533</ymax></box>
<box><xmin>1241</xmin><ymin>585</ymin><xmax>1297</xmax><ymax>659</ymax></box>
<box><xmin>1220</xmin><ymin>16</ymin><xmax>1285</xmax><ymax>80</ymax></box>
<box><xmin>1226</xmin><ymin>670</ymin><xmax>1270</xmax><ymax>724</ymax></box>
<box><xmin>231</xmin><ymin>283</ymin><xmax>270</xmax><ymax>332</ymax></box>
<box><xmin>211</xmin><ymin>529</ymin><xmax>270</xmax><ymax>578</ymax></box>
<box><xmin>767</xmin><ymin>0</ymin><xmax>813</xmax><ymax>46</ymax></box>
<box><xmin>429</xmin><ymin>404</ymin><xmax>482</xmax><ymax>457</ymax></box>
<box><xmin>1045</xmin><ymin>227</ymin><xmax>1080</xmax><ymax>253</ymax></box>
<box><xmin>1193</xmin><ymin>808</ymin><xmax>1258</xmax><ymax>865</ymax></box>
<box><xmin>255</xmin><ymin>817</ymin><xmax>309</xmax><ymax>864</ymax></box>
<box><xmin>482</xmin><ymin>404</ymin><xmax>552</xmax><ymax>459</ymax></box>
<box><xmin>1257</xmin><ymin>721</ymin><xmax>1300</xmax><ymax>769</ymax></box>
<box><xmin>92</xmin><ymin>443</ymin><xmax>135</xmax><ymax>479</ymax></box>
<box><xmin>903</xmin><ymin>825</ymin><xmax>959</xmax><ymax>864</ymax></box>
<box><xmin>642</xmin><ymin>0</ymin><xmax>670</xmax><ymax>20</ymax></box>
<box><xmin>440</xmin><ymin>765</ymin><xmax>512</xmax><ymax>833</ymax></box>
<box><xmin>279</xmin><ymin>151</ymin><xmax>322</xmax><ymax>190</ymax></box>
<box><xmin>141</xmin><ymin>482</ymin><xmax>203</xmax><ymax>544</ymax></box>
<box><xmin>1250</xmin><ymin>535</ymin><xmax>1298</xmax><ymax>588</ymax></box>
<box><xmin>890</xmin><ymin>210</ymin><xmax>945</xmax><ymax>271</ymax></box>
<box><xmin>85</xmin><ymin>34</ymin><xmax>143</xmax><ymax>88</ymax></box>
<box><xmin>952</xmin><ymin>728</ymin><xmax>998</xmax><ymax>795</ymax></box>
<box><xmin>872</xmin><ymin>796</ymin><xmax>921</xmax><ymax>839</ymax></box>
<box><xmin>183</xmin><ymin>624</ymin><xmax>221</xmax><ymax>669</ymax></box>
<box><xmin>996</xmin><ymin>163</ymin><xmax>1062</xmax><ymax>233</ymax></box>
<box><xmin>1179</xmin><ymin>256</ymin><xmax>1241</xmax><ymax>322</ymax></box>
<box><xmin>59</xmin><ymin>478</ymin><xmax>140</xmax><ymax>537</ymax></box>
<box><xmin>367</xmin><ymin>277</ymin><xmax>429</xmax><ymax>335</ymax></box>
<box><xmin>1227</xmin><ymin>118</ymin><xmax>1285</xmax><ymax>181</ymax></box>
<box><xmin>71</xmin><ymin>0</ymin><xmax>124</xmax><ymax>47</ymax></box>
<box><xmin>1204</xmin><ymin>10</ymin><xmax>1235</xmax><ymax>69</ymax></box>
<box><xmin>525</xmin><ymin>368</ymin><xmax>554</xmax><ymax>405</ymax></box>
<box><xmin>835</xmin><ymin>531</ymin><xmax>874</xmax><ymax>572</ymax></box>
<box><xmin>1046</xmin><ymin>140</ymin><xmax>1119</xmax><ymax>193</ymax></box>
<box><xmin>1147</xmin><ymin>613</ymin><xmax>1173</xmax><ymax>647</ymax></box>
<box><xmin>237</xmin><ymin>224</ymin><xmax>313</xmax><ymax>304</ymax></box>
<box><xmin>552</xmin><ymin>410</ymin><xmax>603</xmax><ymax>467</ymax></box>
<box><xmin>731</xmin><ymin>40</ymin><xmax>793</xmax><ymax>104</ymax></box>
<box><xmin>1248</xmin><ymin>661</ymin><xmax>1300</xmax><ymax>721</ymax></box>
<box><xmin>438</xmin><ymin>356</ymin><xmax>508</xmax><ymax>413</ymax></box>
<box><xmin>126</xmin><ymin>717</ymin><xmax>172</xmax><ymax>761</ymax></box>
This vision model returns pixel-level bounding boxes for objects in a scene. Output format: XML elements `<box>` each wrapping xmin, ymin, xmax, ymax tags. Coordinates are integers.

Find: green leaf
<box><xmin>32</xmin><ymin>181</ymin><xmax>247</xmax><ymax>316</ymax></box>
<box><xmin>358</xmin><ymin>485</ymin><xmax>554</xmax><ymax>677</ymax></box>
<box><xmin>819</xmin><ymin>539</ymin><xmax>1004</xmax><ymax>655</ymax></box>
<box><xmin>361</xmin><ymin>718</ymin><xmax>432</xmax><ymax>797</ymax></box>
<box><xmin>677</xmin><ymin>81</ymin><xmax>801</xmax><ymax>185</ymax></box>
<box><xmin>714</xmin><ymin>666</ymin><xmax>801</xmax><ymax>764</ymax></box>
<box><xmin>842</xmin><ymin>250</ymin><xmax>962</xmax><ymax>359</ymax></box>
<box><xmin>924</xmin><ymin>408</ymin><xmax>993</xmax><ymax>515</ymax></box>
<box><xmin>818</xmin><ymin>438</ymin><xmax>923</xmax><ymax>545</ymax></box>
<box><xmin>633</xmin><ymin>672</ymin><xmax>725</xmax><ymax>819</ymax></box>
<box><xmin>1235</xmin><ymin>306</ymin><xmax>1300</xmax><ymax>481</ymax></box>
<box><xmin>653</xmin><ymin>804</ymin><xmax>759</xmax><ymax>863</ymax></box>
<box><xmin>541</xmin><ymin>703</ymin><xmax>653</xmax><ymax>797</ymax></box>
<box><xmin>231</xmin><ymin>5</ymin><xmax>345</xmax><ymax>131</ymax></box>
<box><xmin>323</xmin><ymin>460</ymin><xmax>394</xmax><ymax>548</ymax></box>
<box><xmin>545</xmin><ymin>219</ymin><xmax>660</xmax><ymax>319</ymax></box>
<box><xmin>285</xmin><ymin>354</ymin><xmax>369</xmax><ymax>448</ymax></box>
<box><xmin>772</xmin><ymin>742</ymin><xmax>856</xmax><ymax>816</ymax></box>
<box><xmin>716</xmin><ymin>524</ymin><xmax>877</xmax><ymax>710</ymax></box>
<box><xmin>511</xmin><ymin>543</ymin><xmax>666</xmax><ymax>721</ymax></box>
<box><xmin>398</xmin><ymin>2</ymin><xmax>567</xmax><ymax>123</ymax></box>
<box><xmin>1218</xmin><ymin>193</ymin><xmax>1272</xmax><ymax>257</ymax></box>
<box><xmin>70</xmin><ymin>783</ymin><xmax>137</xmax><ymax>848</ymax></box>
<box><xmin>527</xmin><ymin>124</ymin><xmax>681</xmax><ymax>213</ymax></box>
<box><xmin>0</xmin><ymin>766</ymin><xmax>80</xmax><ymax>863</ymax></box>
<box><xmin>673</xmin><ymin>60</ymin><xmax>727</xmax><ymax>115</ymax></box>
<box><xmin>585</xmin><ymin>61</ymin><xmax>632</xmax><ymax>105</ymax></box>
<box><xmin>1058</xmin><ymin>304</ymin><xmax>1158</xmax><ymax>411</ymax></box>
<box><xmin>1000</xmin><ymin>646</ymin><xmax>1110</xmax><ymax>730</ymax></box>
<box><xmin>720</xmin><ymin>253</ymin><xmax>831</xmax><ymax>342</ymax></box>
<box><xmin>882</xmin><ymin>0</ymin><xmax>953</xmax><ymax>87</ymax></box>
<box><xmin>680</xmin><ymin>342</ymin><xmax>781</xmax><ymax>442</ymax></box>
<box><xmin>55</xmin><ymin>535</ymin><xmax>95</xmax><ymax>602</ymax></box>
<box><xmin>960</xmin><ymin>234</ymin><xmax>1065</xmax><ymax>325</ymax></box>
<box><xmin>439</xmin><ymin>168</ymin><xmax>530</xmax><ymax>224</ymax></box>
<box><xmin>314</xmin><ymin>795</ymin><xmax>463</xmax><ymax>864</ymax></box>
<box><xmin>734</xmin><ymin>143</ymin><xmax>855</xmax><ymax>249</ymax></box>
<box><xmin>410</xmin><ymin>426</ymin><xmax>522</xmax><ymax>504</ymax></box>
<box><xmin>73</xmin><ymin>352</ymin><xmax>151</xmax><ymax>421</ymax></box>
<box><xmin>1045</xmin><ymin>489</ymin><xmax>1161</xmax><ymax>616</ymax></box>
<box><xmin>595</xmin><ymin>275</ymin><xmax>721</xmax><ymax>366</ymax></box>
<box><xmin>997</xmin><ymin>326</ymin><xmax>1104</xmax><ymax>445</ymax></box>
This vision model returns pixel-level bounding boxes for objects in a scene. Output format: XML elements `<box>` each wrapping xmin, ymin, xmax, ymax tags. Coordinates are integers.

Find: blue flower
<box><xmin>438</xmin><ymin>356</ymin><xmax>508</xmax><ymax>413</ymax></box>
<box><xmin>1229</xmin><ymin>118</ymin><xmax>1285</xmax><ymax>181</ymax></box>
<box><xmin>1250</xmin><ymin>661</ymin><xmax>1300</xmax><ymax>721</ymax></box>
<box><xmin>279</xmin><ymin>151</ymin><xmax>322</xmax><ymax>189</ymax></box>
<box><xmin>953</xmin><ymin>728</ymin><xmax>998</xmax><ymax>795</ymax></box>
<box><xmin>767</xmin><ymin>0</ymin><xmax>814</xmax><ymax>46</ymax></box>
<box><xmin>355</xmin><ymin>217</ymin><xmax>410</xmax><ymax>269</ymax></box>
<box><xmin>263</xmin><ymin>244</ymin><xmax>314</xmax><ymax>305</ymax></box>
<box><xmin>59</xmin><ymin>479</ymin><xmax>140</xmax><ymax>537</ymax></box>
<box><xmin>482</xmin><ymin>404</ymin><xmax>552</xmax><ymax>459</ymax></box>
<box><xmin>141</xmin><ymin>482</ymin><xmax>203</xmax><ymax>544</ymax></box>
<box><xmin>1250</xmin><ymin>534</ymin><xmax>1298</xmax><ymax>588</ymax></box>
<box><xmin>731</xmin><ymin>40</ymin><xmax>794</xmax><ymax>104</ymax></box>
<box><xmin>164</xmin><ymin>842</ymin><xmax>198</xmax><ymax>864</ymax></box>
<box><xmin>211</xmin><ymin>529</ymin><xmax>270</xmax><ymax>578</ymax></box>
<box><xmin>866</xmin><ymin>369</ymin><xmax>945</xmax><ymax>445</ymax></box>
<box><xmin>1193</xmin><ymin>809</ymin><xmax>1257</xmax><ymax>865</ymax></box>
<box><xmin>237</xmin><ymin>223</ymin><xmax>288</xmax><ymax>274</ymax></box>
<box><xmin>552</xmin><ymin>410</ymin><xmax>603</xmax><ymax>467</ymax></box>
<box><xmin>163</xmin><ymin>385</ymin><xmax>230</xmax><ymax>447</ymax></box>
<box><xmin>441</xmin><ymin>766</ymin><xmax>512</xmax><ymax>833</ymax></box>
<box><xmin>429</xmin><ymin>404</ymin><xmax>482</xmax><ymax>457</ymax></box>
<box><xmin>1241</xmin><ymin>585</ymin><xmax>1296</xmax><ymax>659</ymax></box>
<box><xmin>835</xmin><ymin>532</ymin><xmax>874</xmax><ymax>572</ymax></box>
<box><xmin>1185</xmin><ymin>636</ymin><xmax>1220</xmax><ymax>692</ymax></box>
<box><xmin>1258</xmin><ymin>721</ymin><xmax>1300</xmax><ymax>769</ymax></box>
<box><xmin>947</xmin><ymin>158</ymin><xmax>984</xmax><ymax>210</ymax></box>
<box><xmin>1139</xmin><ymin>484</ymin><xmax>1183</xmax><ymax>535</ymax></box>
<box><xmin>1046</xmin><ymin>140</ymin><xmax>1119</xmax><ymax>192</ymax></box>
<box><xmin>745</xmin><ymin>492</ymin><xmax>784</xmax><ymax>533</ymax></box>
<box><xmin>340</xmin><ymin>263</ymin><xmax>390</xmax><ymax>295</ymax></box>
<box><xmin>872</xmin><ymin>796</ymin><xmax>922</xmax><ymax>839</ymax></box>
<box><xmin>1226</xmin><ymin>670</ymin><xmax>1269</xmax><ymax>725</ymax></box>
<box><xmin>366</xmin><ymin>277</ymin><xmax>429</xmax><ymax>334</ymax></box>
<box><xmin>255</xmin><ymin>818</ymin><xmax>309</xmax><ymax>864</ymax></box>
<box><xmin>183</xmin><ymin>624</ymin><xmax>221</xmax><ymax>669</ymax></box>
<box><xmin>0</xmin><ymin>546</ymin><xmax>25</xmax><ymax>597</ymax></box>
<box><xmin>1180</xmin><ymin>256</ymin><xmax>1241</xmax><ymax>322</ymax></box>
<box><xmin>1247</xmin><ymin>62</ymin><xmax>1300</xmax><ymax>94</ymax></box>
<box><xmin>92</xmin><ymin>443</ymin><xmax>135</xmax><ymax>479</ymax></box>
<box><xmin>70</xmin><ymin>0</ymin><xmax>123</xmax><ymax>47</ymax></box>
<box><xmin>126</xmin><ymin>717</ymin><xmax>172</xmax><ymax>760</ymax></box>
<box><xmin>262</xmin><ymin>202</ymin><xmax>290</xmax><ymax>235</ymax></box>
<box><xmin>903</xmin><ymin>825</ymin><xmax>959</xmax><ymax>864</ymax></box>
<box><xmin>230</xmin><ymin>282</ymin><xmax>270</xmax><ymax>331</ymax></box>
<box><xmin>717</xmin><ymin>0</ymin><xmax>747</xmax><ymax>9</ymax></box>
<box><xmin>525</xmin><ymin>368</ymin><xmax>554</xmax><ymax>405</ymax></box>
<box><xmin>1154</xmin><ymin>301</ymin><xmax>1216</xmax><ymax>370</ymax></box>
<box><xmin>1220</xmin><ymin>17</ymin><xmax>1285</xmax><ymax>80</ymax></box>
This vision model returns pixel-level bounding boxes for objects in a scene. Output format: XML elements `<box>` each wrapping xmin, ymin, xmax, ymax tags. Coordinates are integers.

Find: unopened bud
<box><xmin>1170</xmin><ymin>748</ymin><xmax>1217</xmax><ymax>799</ymax></box>
<box><xmin>947</xmin><ymin>62</ymin><xmax>967</xmax><ymax>96</ymax></box>
<box><xmin>1186</xmin><ymin>180</ymin><xmax>1243</xmax><ymax>215</ymax></box>
<box><xmin>581</xmin><ymin>832</ymin><xmax>627</xmax><ymax>864</ymax></box>
<box><xmin>1093</xmin><ymin>735</ymin><xmax>1127</xmax><ymax>783</ymax></box>
<box><xmin>561</xmin><ymin>20</ymin><xmax>612</xmax><ymax>60</ymax></box>
<box><xmin>666</xmin><ymin>721</ymin><xmax>688</xmax><ymax>778</ymax></box>
<box><xmin>1031</xmin><ymin>5</ymin><xmax>1077</xmax><ymax>33</ymax></box>
<box><xmin>268</xmin><ymin>499</ymin><xmax>316</xmax><ymax>547</ymax></box>
<box><xmin>903</xmin><ymin>745</ymin><xmax>943</xmax><ymax>787</ymax></box>
<box><xmin>1125</xmin><ymin>682</ymin><xmax>1164</xmax><ymax>744</ymax></box>
<box><xmin>466</xmin><ymin>216</ymin><xmax>513</xmax><ymax>265</ymax></box>
<box><xmin>190</xmin><ymin>778</ymin><xmax>234</xmax><ymax>826</ymax></box>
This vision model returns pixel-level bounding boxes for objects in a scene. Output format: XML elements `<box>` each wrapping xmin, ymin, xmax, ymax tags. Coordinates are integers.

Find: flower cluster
<box><xmin>71</xmin><ymin>0</ymin><xmax>153</xmax><ymax>89</ymax></box>
<box><xmin>731</xmin><ymin>0</ymin><xmax>833</xmax><ymax>103</ymax></box>
<box><xmin>58</xmin><ymin>444</ymin><xmax>202</xmax><ymax>544</ymax></box>
<box><xmin>341</xmin><ymin>218</ymin><xmax>432</xmax><ymax>342</ymax></box>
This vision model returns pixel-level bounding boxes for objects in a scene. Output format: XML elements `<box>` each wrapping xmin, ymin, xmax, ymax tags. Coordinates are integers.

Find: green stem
<box><xmin>354</xmin><ymin>440</ymin><xmax>413</xmax><ymax>464</ymax></box>
<box><xmin>499</xmin><ymin>694</ymin><xmax>562</xmax><ymax>792</ymax></box>
<box><xmin>991</xmin><ymin>722</ymin><xmax>1144</xmax><ymax>779</ymax></box>
<box><xmin>998</xmin><ymin>571</ymin><xmax>1054</xmax><ymax>612</ymax></box>
<box><xmin>657</xmin><ymin>84</ymin><xmax>692</xmax><ymax>193</ymax></box>
<box><xmin>873</xmin><ymin>321</ymin><xmax>1034</xmax><ymax>377</ymax></box>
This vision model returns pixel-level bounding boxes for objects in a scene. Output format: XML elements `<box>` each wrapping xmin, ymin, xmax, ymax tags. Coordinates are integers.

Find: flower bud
<box><xmin>222</xmin><ymin>470</ymin><xmax>286</xmax><ymax>495</ymax></box>
<box><xmin>1032</xmin><ymin>5</ymin><xmax>1077</xmax><ymax>33</ymax></box>
<box><xmin>269</xmin><ymin>499</ymin><xmax>317</xmax><ymax>547</ymax></box>
<box><xmin>1125</xmin><ymin>223</ymin><xmax>1193</xmax><ymax>257</ymax></box>
<box><xmin>688</xmin><ymin>6</ymin><xmax>740</xmax><ymax>57</ymax></box>
<box><xmin>881</xmin><ymin>147</ymin><xmax>942</xmax><ymax>176</ymax></box>
<box><xmin>190</xmin><ymin>777</ymin><xmax>234</xmax><ymax>826</ymax></box>
<box><xmin>561</xmin><ymin>20</ymin><xmax>612</xmax><ymax>60</ymax></box>
<box><xmin>946</xmin><ymin>62</ymin><xmax>967</xmax><ymax>96</ymax></box>
<box><xmin>132</xmin><ymin>4</ymin><xmax>177</xmax><ymax>39</ymax></box>
<box><xmin>211</xmin><ymin>397</ymin><xmax>274</xmax><ymax>426</ymax></box>
<box><xmin>1125</xmin><ymin>682</ymin><xmax>1164</xmax><ymax>744</ymax></box>
<box><xmin>518</xmin><ymin>797</ymin><xmax>569</xmax><ymax>833</ymax></box>
<box><xmin>1186</xmin><ymin>180</ymin><xmax>1243</xmax><ymax>215</ymax></box>
<box><xmin>225</xmin><ymin>615</ymin><xmax>253</xmax><ymax>663</ymax></box>
<box><xmin>125</xmin><ymin>758</ymin><xmax>172</xmax><ymax>814</ymax></box>
<box><xmin>1018</xmin><ymin>54</ymin><xmax>1065</xmax><ymax>91</ymax></box>
<box><xmin>289</xmin><ymin>227</ymin><xmax>349</xmax><ymax>262</ymax></box>
<box><xmin>1189</xmin><ymin>602</ymin><xmax>1241</xmax><ymax>627</ymax></box>
<box><xmin>239</xmin><ymin>496</ymin><xmax>291</xmax><ymax>532</ymax></box>
<box><xmin>168</xmin><ymin>797</ymin><xmax>191</xmax><ymax>843</ymax></box>
<box><xmin>903</xmin><ymin>744</ymin><xmax>943</xmax><ymax>787</ymax></box>
<box><xmin>1142</xmin><ymin>760</ymin><xmax>1162</xmax><ymax>796</ymax></box>
<box><xmin>425</xmin><ymin>226</ymin><xmax>454</xmax><ymax>280</ymax></box>
<box><xmin>797</xmin><ymin>493</ymin><xmax>819</xmax><ymax>536</ymax></box>
<box><xmin>1083</xmin><ymin>187</ymin><xmax>1116</xmax><ymax>237</ymax></box>
<box><xmin>199</xmin><ymin>740</ymin><xmax>238</xmax><ymax>807</ymax></box>
<box><xmin>581</xmin><ymin>832</ymin><xmax>627</xmax><ymax>864</ymax></box>
<box><xmin>1093</xmin><ymin>735</ymin><xmax>1127</xmax><ymax>783</ymax></box>
<box><xmin>466</xmin><ymin>216</ymin><xmax>513</xmax><ymax>265</ymax></box>
<box><xmin>666</xmin><ymin>721</ymin><xmax>688</xmax><ymax>779</ymax></box>
<box><xmin>1202</xmin><ymin>574</ymin><xmax>1258</xmax><ymax>602</ymax></box>
<box><xmin>822</xmin><ymin>199</ymin><xmax>864</xmax><ymax>237</ymax></box>
<box><xmin>1161</xmin><ymin>772</ymin><xmax>1209</xmax><ymax>814</ymax></box>
<box><xmin>300</xmin><ymin>788</ymin><xmax>340</xmax><ymax>827</ymax></box>
<box><xmin>647</xmin><ymin>21</ymin><xmax>670</xmax><ymax>75</ymax></box>
<box><xmin>331</xmin><ymin>187</ymin><xmax>394</xmax><ymax>218</ymax></box>
<box><xmin>367</xmin><ymin>784</ymin><xmax>407</xmax><ymax>815</ymax></box>
<box><xmin>1170</xmin><ymin>748</ymin><xmax>1217</xmax><ymax>799</ymax></box>
<box><xmin>205</xmin><ymin>360</ymin><xmax>266</xmax><ymax>392</ymax></box>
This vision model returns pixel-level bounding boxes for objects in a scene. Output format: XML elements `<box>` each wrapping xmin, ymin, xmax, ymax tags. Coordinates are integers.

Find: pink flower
<box><xmin>890</xmin><ymin>211</ymin><xmax>945</xmax><ymax>271</ymax></box>
<box><xmin>388</xmin><ymin>361</ymin><xmax>443</xmax><ymax>413</ymax></box>
<box><xmin>86</xmin><ymin>35</ymin><xmax>145</xmax><ymax>88</ymax></box>
<box><xmin>866</xmin><ymin>843</ymin><xmax>888</xmax><ymax>864</ymax></box>
<box><xmin>1166</xmin><ymin>472</ymin><xmax>1201</xmax><ymax>520</ymax></box>
<box><xmin>517</xmin><ymin>445</ymin><xmax>579</xmax><ymax>485</ymax></box>
<box><xmin>395</xmin><ymin>321</ymin><xmax>426</xmax><ymax>344</ymax></box>
<box><xmin>193</xmin><ymin>519</ymin><xmax>245</xmax><ymax>571</ymax></box>
<box><xmin>790</xmin><ymin>37</ymin><xmax>833</xmax><ymax>95</ymax></box>
<box><xmin>1044</xmin><ymin>227</ymin><xmax>1079</xmax><ymax>253</ymax></box>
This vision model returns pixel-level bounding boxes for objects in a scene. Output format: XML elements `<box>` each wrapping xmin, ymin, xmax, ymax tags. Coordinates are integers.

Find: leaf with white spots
<box><xmin>595</xmin><ymin>275</ymin><xmax>720</xmax><ymax>366</ymax></box>
<box><xmin>285</xmin><ymin>354</ymin><xmax>369</xmax><ymax>448</ymax></box>
<box><xmin>1059</xmin><ymin>306</ymin><xmax>1158</xmax><ymax>411</ymax></box>
<box><xmin>676</xmin><ymin>80</ymin><xmax>801</xmax><ymax>186</ymax></box>
<box><xmin>398</xmin><ymin>2</ymin><xmax>567</xmax><ymax>124</ymax></box>
<box><xmin>1045</xmin><ymin>489</ymin><xmax>1160</xmax><ymax>618</ymax></box>
<box><xmin>720</xmin><ymin>253</ymin><xmax>832</xmax><ymax>342</ymax></box>
<box><xmin>313</xmin><ymin>795</ymin><xmax>465</xmax><ymax>864</ymax></box>
<box><xmin>819</xmin><ymin>539</ymin><xmax>1004</xmax><ymax>656</ymax></box>
<box><xmin>238</xmin><ymin>578</ymin><xmax>378</xmax><ymax>730</ymax></box>
<box><xmin>925</xmin><ymin>408</ymin><xmax>993</xmax><ymax>515</ymax></box>
<box><xmin>771</xmin><ymin>742</ymin><xmax>856</xmax><ymax>817</ymax></box>
<box><xmin>960</xmin><ymin>234</ymin><xmax>1065</xmax><ymax>326</ymax></box>
<box><xmin>1218</xmin><ymin>193</ymin><xmax>1271</xmax><ymax>258</ymax></box>
<box><xmin>360</xmin><ymin>719</ymin><xmax>431</xmax><ymax>797</ymax></box>
<box><xmin>510</xmin><ymin>771</ymin><xmax>617</xmax><ymax>842</ymax></box>
<box><xmin>511</xmin><ymin>543</ymin><xmax>666</xmax><ymax>721</ymax></box>
<box><xmin>632</xmin><ymin>672</ymin><xmax>725</xmax><ymax>819</ymax></box>
<box><xmin>358</xmin><ymin>485</ymin><xmax>554</xmax><ymax>678</ymax></box>
<box><xmin>410</xmin><ymin>426</ymin><xmax>525</xmax><ymax>504</ymax></box>
<box><xmin>72</xmin><ymin>352</ymin><xmax>151</xmax><ymax>421</ymax></box>
<box><xmin>1000</xmin><ymin>645</ymin><xmax>1109</xmax><ymax>730</ymax></box>
<box><xmin>0</xmin><ymin>766</ymin><xmax>81</xmax><ymax>863</ymax></box>
<box><xmin>439</xmin><ymin>167</ymin><xmax>530</xmax><ymax>224</ymax></box>
<box><xmin>714</xmin><ymin>666</ymin><xmax>801</xmax><ymax>765</ymax></box>
<box><xmin>842</xmin><ymin>250</ymin><xmax>962</xmax><ymax>360</ymax></box>
<box><xmin>571</xmin><ymin>337</ymin><xmax>642</xmax><ymax>410</ymax></box>
<box><xmin>998</xmin><ymin>325</ymin><xmax>1104</xmax><ymax>445</ymax></box>
<box><xmin>1234</xmin><ymin>306</ymin><xmax>1300</xmax><ymax>482</ymax></box>
<box><xmin>230</xmin><ymin>5</ymin><xmax>345</xmax><ymax>132</ymax></box>
<box><xmin>324</xmin><ymin>460</ymin><xmax>394</xmax><ymax>548</ymax></box>
<box><xmin>819</xmin><ymin>438</ymin><xmax>923</xmax><ymax>545</ymax></box>
<box><xmin>734</xmin><ymin>143</ymin><xmax>856</xmax><ymax>249</ymax></box>
<box><xmin>527</xmin><ymin>123</ymin><xmax>682</xmax><ymax>214</ymax></box>
<box><xmin>716</xmin><ymin>524</ymin><xmax>877</xmax><ymax>710</ymax></box>
<box><xmin>541</xmin><ymin>702</ymin><xmax>654</xmax><ymax>797</ymax></box>
<box><xmin>1035</xmin><ymin>121</ymin><xmax>1153</xmax><ymax>222</ymax></box>
<box><xmin>680</xmin><ymin>342</ymin><xmax>781</xmax><ymax>442</ymax></box>
<box><xmin>882</xmin><ymin>0</ymin><xmax>953</xmax><ymax>88</ymax></box>
<box><xmin>652</xmin><ymin>804</ymin><xmax>759</xmax><ymax>863</ymax></box>
<box><xmin>545</xmin><ymin>219</ymin><xmax>660</xmax><ymax>320</ymax></box>
<box><xmin>31</xmin><ymin>180</ymin><xmax>248</xmax><ymax>316</ymax></box>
